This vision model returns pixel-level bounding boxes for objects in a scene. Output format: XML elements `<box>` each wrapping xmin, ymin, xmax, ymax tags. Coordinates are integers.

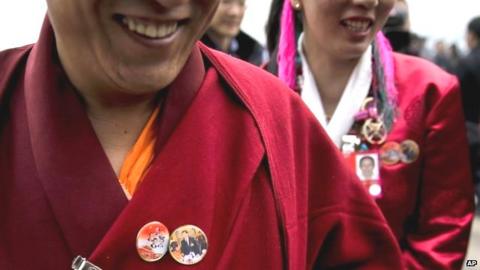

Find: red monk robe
<box><xmin>0</xmin><ymin>20</ymin><xmax>403</xmax><ymax>269</ymax></box>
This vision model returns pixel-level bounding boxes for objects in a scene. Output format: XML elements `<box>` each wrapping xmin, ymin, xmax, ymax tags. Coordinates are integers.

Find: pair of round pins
<box><xmin>136</xmin><ymin>222</ymin><xmax>208</xmax><ymax>265</ymax></box>
<box><xmin>379</xmin><ymin>140</ymin><xmax>420</xmax><ymax>165</ymax></box>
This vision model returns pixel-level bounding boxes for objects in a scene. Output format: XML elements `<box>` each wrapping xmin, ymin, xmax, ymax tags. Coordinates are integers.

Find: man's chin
<box><xmin>114</xmin><ymin>67</ymin><xmax>178</xmax><ymax>93</ymax></box>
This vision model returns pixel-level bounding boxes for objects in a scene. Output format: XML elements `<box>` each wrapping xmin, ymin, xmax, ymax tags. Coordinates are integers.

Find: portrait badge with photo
<box><xmin>355</xmin><ymin>153</ymin><xmax>380</xmax><ymax>181</ymax></box>
<box><xmin>354</xmin><ymin>152</ymin><xmax>383</xmax><ymax>198</ymax></box>
<box><xmin>169</xmin><ymin>225</ymin><xmax>208</xmax><ymax>265</ymax></box>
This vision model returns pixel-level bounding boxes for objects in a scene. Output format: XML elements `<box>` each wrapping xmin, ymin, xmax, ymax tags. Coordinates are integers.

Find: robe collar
<box><xmin>298</xmin><ymin>33</ymin><xmax>373</xmax><ymax>147</ymax></box>
<box><xmin>24</xmin><ymin>16</ymin><xmax>205</xmax><ymax>257</ymax></box>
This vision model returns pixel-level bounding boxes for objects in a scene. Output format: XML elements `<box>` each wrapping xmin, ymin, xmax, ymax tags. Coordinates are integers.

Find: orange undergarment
<box><xmin>118</xmin><ymin>107</ymin><xmax>160</xmax><ymax>199</ymax></box>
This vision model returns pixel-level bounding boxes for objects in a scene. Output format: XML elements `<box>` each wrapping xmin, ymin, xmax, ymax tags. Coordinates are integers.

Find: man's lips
<box><xmin>114</xmin><ymin>14</ymin><xmax>188</xmax><ymax>40</ymax></box>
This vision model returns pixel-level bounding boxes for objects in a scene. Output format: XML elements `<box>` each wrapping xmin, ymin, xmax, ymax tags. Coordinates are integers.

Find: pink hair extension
<box><xmin>375</xmin><ymin>31</ymin><xmax>397</xmax><ymax>105</ymax></box>
<box><xmin>277</xmin><ymin>0</ymin><xmax>297</xmax><ymax>89</ymax></box>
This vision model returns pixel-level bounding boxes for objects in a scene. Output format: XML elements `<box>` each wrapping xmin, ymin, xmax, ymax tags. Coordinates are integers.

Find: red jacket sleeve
<box><xmin>402</xmin><ymin>76</ymin><xmax>475</xmax><ymax>269</ymax></box>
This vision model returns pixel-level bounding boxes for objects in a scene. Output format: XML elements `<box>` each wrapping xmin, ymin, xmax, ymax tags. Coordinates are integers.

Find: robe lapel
<box><xmin>155</xmin><ymin>43</ymin><xmax>206</xmax><ymax>152</ymax></box>
<box><xmin>23</xmin><ymin>19</ymin><xmax>128</xmax><ymax>257</ymax></box>
<box><xmin>89</xmin><ymin>68</ymin><xmax>265</xmax><ymax>268</ymax></box>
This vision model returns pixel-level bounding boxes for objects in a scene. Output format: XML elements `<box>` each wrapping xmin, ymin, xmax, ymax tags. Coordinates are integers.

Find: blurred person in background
<box><xmin>382</xmin><ymin>0</ymin><xmax>431</xmax><ymax>59</ymax></box>
<box><xmin>266</xmin><ymin>0</ymin><xmax>475</xmax><ymax>268</ymax></box>
<box><xmin>433</xmin><ymin>40</ymin><xmax>454</xmax><ymax>72</ymax></box>
<box><xmin>456</xmin><ymin>15</ymin><xmax>480</xmax><ymax>210</ymax></box>
<box><xmin>449</xmin><ymin>43</ymin><xmax>462</xmax><ymax>70</ymax></box>
<box><xmin>201</xmin><ymin>0</ymin><xmax>268</xmax><ymax>66</ymax></box>
<box><xmin>382</xmin><ymin>0</ymin><xmax>411</xmax><ymax>53</ymax></box>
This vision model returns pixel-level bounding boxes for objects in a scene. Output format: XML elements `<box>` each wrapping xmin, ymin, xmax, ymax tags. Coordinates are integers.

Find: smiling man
<box><xmin>0</xmin><ymin>0</ymin><xmax>402</xmax><ymax>269</ymax></box>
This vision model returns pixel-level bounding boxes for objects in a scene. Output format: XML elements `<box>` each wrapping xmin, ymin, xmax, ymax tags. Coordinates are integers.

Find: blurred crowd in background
<box><xmin>383</xmin><ymin>0</ymin><xmax>475</xmax><ymax>75</ymax></box>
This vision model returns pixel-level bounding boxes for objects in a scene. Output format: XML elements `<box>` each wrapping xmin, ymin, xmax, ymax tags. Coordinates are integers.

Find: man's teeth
<box><xmin>122</xmin><ymin>17</ymin><xmax>178</xmax><ymax>39</ymax></box>
<box><xmin>343</xmin><ymin>20</ymin><xmax>370</xmax><ymax>32</ymax></box>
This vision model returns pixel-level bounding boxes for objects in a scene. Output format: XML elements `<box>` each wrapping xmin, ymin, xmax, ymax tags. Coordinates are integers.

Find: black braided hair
<box><xmin>265</xmin><ymin>0</ymin><xmax>283</xmax><ymax>55</ymax></box>
<box><xmin>265</xmin><ymin>0</ymin><xmax>303</xmax><ymax>74</ymax></box>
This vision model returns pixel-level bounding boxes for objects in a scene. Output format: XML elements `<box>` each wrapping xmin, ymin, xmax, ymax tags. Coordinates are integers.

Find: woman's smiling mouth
<box><xmin>340</xmin><ymin>18</ymin><xmax>373</xmax><ymax>33</ymax></box>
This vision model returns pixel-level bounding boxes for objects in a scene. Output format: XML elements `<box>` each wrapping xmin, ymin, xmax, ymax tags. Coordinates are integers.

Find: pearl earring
<box><xmin>292</xmin><ymin>0</ymin><xmax>301</xmax><ymax>10</ymax></box>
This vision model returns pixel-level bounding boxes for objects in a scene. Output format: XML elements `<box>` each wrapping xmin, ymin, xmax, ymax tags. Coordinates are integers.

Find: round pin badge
<box><xmin>400</xmin><ymin>140</ymin><xmax>420</xmax><ymax>164</ymax></box>
<box><xmin>379</xmin><ymin>141</ymin><xmax>402</xmax><ymax>165</ymax></box>
<box><xmin>169</xmin><ymin>225</ymin><xmax>208</xmax><ymax>265</ymax></box>
<box><xmin>361</xmin><ymin>119</ymin><xmax>387</xmax><ymax>145</ymax></box>
<box><xmin>368</xmin><ymin>183</ymin><xmax>383</xmax><ymax>197</ymax></box>
<box><xmin>136</xmin><ymin>221</ymin><xmax>170</xmax><ymax>262</ymax></box>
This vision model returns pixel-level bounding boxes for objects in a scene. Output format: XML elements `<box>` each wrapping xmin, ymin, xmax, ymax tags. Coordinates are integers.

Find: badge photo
<box><xmin>136</xmin><ymin>221</ymin><xmax>170</xmax><ymax>262</ymax></box>
<box><xmin>169</xmin><ymin>225</ymin><xmax>208</xmax><ymax>265</ymax></box>
<box><xmin>355</xmin><ymin>153</ymin><xmax>383</xmax><ymax>197</ymax></box>
<box><xmin>356</xmin><ymin>153</ymin><xmax>380</xmax><ymax>181</ymax></box>
<box><xmin>379</xmin><ymin>141</ymin><xmax>402</xmax><ymax>165</ymax></box>
<box><xmin>400</xmin><ymin>140</ymin><xmax>420</xmax><ymax>164</ymax></box>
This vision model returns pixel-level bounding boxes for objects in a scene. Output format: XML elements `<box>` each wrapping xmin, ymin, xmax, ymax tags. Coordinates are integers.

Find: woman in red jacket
<box><xmin>266</xmin><ymin>0</ymin><xmax>475</xmax><ymax>268</ymax></box>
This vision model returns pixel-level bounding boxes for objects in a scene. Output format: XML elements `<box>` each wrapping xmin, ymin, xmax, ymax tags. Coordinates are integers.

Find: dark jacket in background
<box><xmin>456</xmin><ymin>46</ymin><xmax>480</xmax><ymax>186</ymax></box>
<box><xmin>457</xmin><ymin>46</ymin><xmax>480</xmax><ymax>123</ymax></box>
<box><xmin>201</xmin><ymin>31</ymin><xmax>267</xmax><ymax>66</ymax></box>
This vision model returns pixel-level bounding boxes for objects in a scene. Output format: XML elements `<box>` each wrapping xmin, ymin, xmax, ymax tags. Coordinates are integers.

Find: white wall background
<box><xmin>0</xmin><ymin>1</ymin><xmax>47</xmax><ymax>50</ymax></box>
<box><xmin>0</xmin><ymin>1</ymin><xmax>479</xmax><ymax>51</ymax></box>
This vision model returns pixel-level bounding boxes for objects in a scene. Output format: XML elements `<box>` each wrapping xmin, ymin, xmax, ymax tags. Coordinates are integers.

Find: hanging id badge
<box><xmin>344</xmin><ymin>151</ymin><xmax>383</xmax><ymax>198</ymax></box>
